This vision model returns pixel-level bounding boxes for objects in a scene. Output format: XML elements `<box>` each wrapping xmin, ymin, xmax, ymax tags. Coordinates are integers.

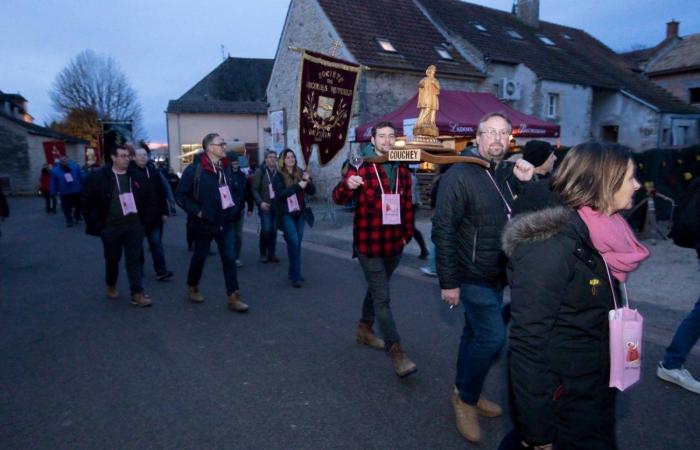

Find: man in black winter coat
<box><xmin>81</xmin><ymin>145</ymin><xmax>158</xmax><ymax>307</ymax></box>
<box><xmin>432</xmin><ymin>112</ymin><xmax>534</xmax><ymax>443</ymax></box>
<box><xmin>132</xmin><ymin>148</ymin><xmax>173</xmax><ymax>281</ymax></box>
<box><xmin>176</xmin><ymin>133</ymin><xmax>248</xmax><ymax>313</ymax></box>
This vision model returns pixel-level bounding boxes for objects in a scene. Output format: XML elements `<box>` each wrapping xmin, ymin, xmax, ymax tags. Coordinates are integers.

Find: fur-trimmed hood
<box><xmin>502</xmin><ymin>206</ymin><xmax>573</xmax><ymax>257</ymax></box>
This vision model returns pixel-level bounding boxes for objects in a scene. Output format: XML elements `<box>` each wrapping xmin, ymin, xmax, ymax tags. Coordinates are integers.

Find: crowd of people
<box><xmin>14</xmin><ymin>111</ymin><xmax>700</xmax><ymax>449</ymax></box>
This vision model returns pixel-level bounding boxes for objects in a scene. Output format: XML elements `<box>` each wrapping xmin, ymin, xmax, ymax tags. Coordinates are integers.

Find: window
<box><xmin>562</xmin><ymin>33</ymin><xmax>573</xmax><ymax>40</ymax></box>
<box><xmin>690</xmin><ymin>87</ymin><xmax>700</xmax><ymax>104</ymax></box>
<box><xmin>472</xmin><ymin>22</ymin><xmax>487</xmax><ymax>32</ymax></box>
<box><xmin>538</xmin><ymin>35</ymin><xmax>556</xmax><ymax>46</ymax></box>
<box><xmin>435</xmin><ymin>47</ymin><xmax>453</xmax><ymax>60</ymax></box>
<box><xmin>602</xmin><ymin>125</ymin><xmax>619</xmax><ymax>143</ymax></box>
<box><xmin>547</xmin><ymin>93</ymin><xmax>559</xmax><ymax>118</ymax></box>
<box><xmin>377</xmin><ymin>38</ymin><xmax>396</xmax><ymax>52</ymax></box>
<box><xmin>505</xmin><ymin>29</ymin><xmax>523</xmax><ymax>39</ymax></box>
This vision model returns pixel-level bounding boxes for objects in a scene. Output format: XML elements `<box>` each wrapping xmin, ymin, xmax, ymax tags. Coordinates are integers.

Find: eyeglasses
<box><xmin>479</xmin><ymin>129</ymin><xmax>510</xmax><ymax>139</ymax></box>
<box><xmin>211</xmin><ymin>142</ymin><xmax>227</xmax><ymax>147</ymax></box>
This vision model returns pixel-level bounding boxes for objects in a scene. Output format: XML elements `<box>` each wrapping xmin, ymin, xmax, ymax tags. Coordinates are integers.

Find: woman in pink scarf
<box><xmin>501</xmin><ymin>143</ymin><xmax>649</xmax><ymax>450</ymax></box>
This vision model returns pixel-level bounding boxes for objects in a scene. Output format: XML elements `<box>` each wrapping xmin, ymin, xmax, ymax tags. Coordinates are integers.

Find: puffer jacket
<box><xmin>502</xmin><ymin>206</ymin><xmax>618</xmax><ymax>449</ymax></box>
<box><xmin>431</xmin><ymin>157</ymin><xmax>519</xmax><ymax>289</ymax></box>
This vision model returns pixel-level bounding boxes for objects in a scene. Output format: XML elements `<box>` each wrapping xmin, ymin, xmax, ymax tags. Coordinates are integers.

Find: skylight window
<box><xmin>562</xmin><ymin>33</ymin><xmax>573</xmax><ymax>40</ymax></box>
<box><xmin>377</xmin><ymin>38</ymin><xmax>397</xmax><ymax>52</ymax></box>
<box><xmin>472</xmin><ymin>22</ymin><xmax>487</xmax><ymax>32</ymax></box>
<box><xmin>537</xmin><ymin>35</ymin><xmax>556</xmax><ymax>46</ymax></box>
<box><xmin>506</xmin><ymin>29</ymin><xmax>523</xmax><ymax>39</ymax></box>
<box><xmin>435</xmin><ymin>47</ymin><xmax>453</xmax><ymax>60</ymax></box>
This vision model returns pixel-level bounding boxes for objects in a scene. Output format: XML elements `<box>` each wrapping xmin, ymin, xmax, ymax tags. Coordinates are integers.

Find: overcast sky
<box><xmin>2</xmin><ymin>0</ymin><xmax>698</xmax><ymax>143</ymax></box>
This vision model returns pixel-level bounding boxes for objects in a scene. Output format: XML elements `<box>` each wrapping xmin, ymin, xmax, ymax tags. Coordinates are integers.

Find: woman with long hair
<box><xmin>272</xmin><ymin>149</ymin><xmax>315</xmax><ymax>287</ymax></box>
<box><xmin>501</xmin><ymin>142</ymin><xmax>649</xmax><ymax>449</ymax></box>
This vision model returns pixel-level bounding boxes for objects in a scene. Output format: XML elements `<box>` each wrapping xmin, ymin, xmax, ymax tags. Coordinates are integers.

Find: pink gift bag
<box><xmin>606</xmin><ymin>273</ymin><xmax>643</xmax><ymax>391</ymax></box>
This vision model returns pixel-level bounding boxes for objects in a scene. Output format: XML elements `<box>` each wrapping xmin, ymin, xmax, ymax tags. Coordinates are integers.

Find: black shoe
<box><xmin>268</xmin><ymin>256</ymin><xmax>280</xmax><ymax>263</ymax></box>
<box><xmin>156</xmin><ymin>271</ymin><xmax>174</xmax><ymax>281</ymax></box>
<box><xmin>418</xmin><ymin>251</ymin><xmax>429</xmax><ymax>260</ymax></box>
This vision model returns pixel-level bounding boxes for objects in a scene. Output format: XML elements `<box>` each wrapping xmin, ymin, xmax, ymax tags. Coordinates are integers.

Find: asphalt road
<box><xmin>1</xmin><ymin>198</ymin><xmax>699</xmax><ymax>449</ymax></box>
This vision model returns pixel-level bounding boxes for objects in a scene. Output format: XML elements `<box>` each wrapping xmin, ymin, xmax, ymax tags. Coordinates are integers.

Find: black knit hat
<box><xmin>522</xmin><ymin>140</ymin><xmax>554</xmax><ymax>167</ymax></box>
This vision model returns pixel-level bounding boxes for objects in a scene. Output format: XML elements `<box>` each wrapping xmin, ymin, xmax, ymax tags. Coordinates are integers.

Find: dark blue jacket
<box><xmin>176</xmin><ymin>154</ymin><xmax>244</xmax><ymax>233</ymax></box>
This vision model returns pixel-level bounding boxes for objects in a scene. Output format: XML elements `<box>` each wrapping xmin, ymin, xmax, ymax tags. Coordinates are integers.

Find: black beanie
<box><xmin>522</xmin><ymin>140</ymin><xmax>554</xmax><ymax>167</ymax></box>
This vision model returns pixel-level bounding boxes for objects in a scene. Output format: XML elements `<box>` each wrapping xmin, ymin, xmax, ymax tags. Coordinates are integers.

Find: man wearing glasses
<box><xmin>176</xmin><ymin>133</ymin><xmax>248</xmax><ymax>313</ymax></box>
<box><xmin>432</xmin><ymin>112</ymin><xmax>533</xmax><ymax>443</ymax></box>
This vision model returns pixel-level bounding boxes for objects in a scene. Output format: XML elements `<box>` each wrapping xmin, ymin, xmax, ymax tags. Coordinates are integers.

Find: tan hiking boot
<box><xmin>476</xmin><ymin>396</ymin><xmax>502</xmax><ymax>417</ymax></box>
<box><xmin>188</xmin><ymin>286</ymin><xmax>204</xmax><ymax>303</ymax></box>
<box><xmin>452</xmin><ymin>393</ymin><xmax>480</xmax><ymax>442</ymax></box>
<box><xmin>106</xmin><ymin>285</ymin><xmax>119</xmax><ymax>299</ymax></box>
<box><xmin>387</xmin><ymin>343</ymin><xmax>417</xmax><ymax>377</ymax></box>
<box><xmin>227</xmin><ymin>291</ymin><xmax>249</xmax><ymax>313</ymax></box>
<box><xmin>131</xmin><ymin>292</ymin><xmax>152</xmax><ymax>307</ymax></box>
<box><xmin>356</xmin><ymin>322</ymin><xmax>385</xmax><ymax>349</ymax></box>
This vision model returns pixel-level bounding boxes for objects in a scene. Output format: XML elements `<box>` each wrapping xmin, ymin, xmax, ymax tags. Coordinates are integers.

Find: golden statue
<box><xmin>413</xmin><ymin>65</ymin><xmax>440</xmax><ymax>138</ymax></box>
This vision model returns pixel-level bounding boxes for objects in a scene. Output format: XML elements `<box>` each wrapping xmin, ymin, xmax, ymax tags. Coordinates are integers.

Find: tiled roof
<box><xmin>419</xmin><ymin>0</ymin><xmax>698</xmax><ymax>114</ymax></box>
<box><xmin>316</xmin><ymin>0</ymin><xmax>483</xmax><ymax>79</ymax></box>
<box><xmin>647</xmin><ymin>33</ymin><xmax>700</xmax><ymax>75</ymax></box>
<box><xmin>0</xmin><ymin>111</ymin><xmax>88</xmax><ymax>144</ymax></box>
<box><xmin>619</xmin><ymin>38</ymin><xmax>677</xmax><ymax>71</ymax></box>
<box><xmin>167</xmin><ymin>57</ymin><xmax>273</xmax><ymax>114</ymax></box>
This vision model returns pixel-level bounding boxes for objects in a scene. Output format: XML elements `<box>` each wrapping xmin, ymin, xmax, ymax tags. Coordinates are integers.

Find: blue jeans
<box><xmin>282</xmin><ymin>214</ymin><xmax>305</xmax><ymax>282</ymax></box>
<box><xmin>663</xmin><ymin>295</ymin><xmax>700</xmax><ymax>369</ymax></box>
<box><xmin>187</xmin><ymin>223</ymin><xmax>239</xmax><ymax>295</ymax></box>
<box><xmin>455</xmin><ymin>282</ymin><xmax>506</xmax><ymax>405</ymax></box>
<box><xmin>259</xmin><ymin>210</ymin><xmax>277</xmax><ymax>258</ymax></box>
<box><xmin>141</xmin><ymin>224</ymin><xmax>167</xmax><ymax>275</ymax></box>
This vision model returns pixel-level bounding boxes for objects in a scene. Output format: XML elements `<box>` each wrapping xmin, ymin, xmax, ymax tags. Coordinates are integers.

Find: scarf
<box><xmin>577</xmin><ymin>206</ymin><xmax>650</xmax><ymax>282</ymax></box>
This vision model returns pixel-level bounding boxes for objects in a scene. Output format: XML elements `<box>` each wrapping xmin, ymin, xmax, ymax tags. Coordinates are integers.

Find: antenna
<box><xmin>220</xmin><ymin>44</ymin><xmax>226</xmax><ymax>61</ymax></box>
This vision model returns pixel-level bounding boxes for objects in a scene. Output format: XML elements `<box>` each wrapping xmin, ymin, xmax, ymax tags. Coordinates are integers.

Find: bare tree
<box><xmin>50</xmin><ymin>50</ymin><xmax>145</xmax><ymax>142</ymax></box>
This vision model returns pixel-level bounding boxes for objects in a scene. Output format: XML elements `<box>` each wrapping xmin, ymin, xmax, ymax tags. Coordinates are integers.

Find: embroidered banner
<box><xmin>298</xmin><ymin>50</ymin><xmax>361</xmax><ymax>166</ymax></box>
<box><xmin>101</xmin><ymin>121</ymin><xmax>133</xmax><ymax>164</ymax></box>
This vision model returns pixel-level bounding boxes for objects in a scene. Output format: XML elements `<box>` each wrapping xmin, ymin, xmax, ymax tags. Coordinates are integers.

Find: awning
<box><xmin>354</xmin><ymin>91</ymin><xmax>560</xmax><ymax>142</ymax></box>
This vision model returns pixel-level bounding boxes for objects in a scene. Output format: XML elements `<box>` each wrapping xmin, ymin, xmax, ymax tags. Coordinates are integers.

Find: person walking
<box><xmin>432</xmin><ymin>112</ymin><xmax>533</xmax><ymax>442</ymax></box>
<box><xmin>251</xmin><ymin>150</ymin><xmax>280</xmax><ymax>263</ymax></box>
<box><xmin>332</xmin><ymin>121</ymin><xmax>416</xmax><ymax>377</ymax></box>
<box><xmin>410</xmin><ymin>169</ymin><xmax>429</xmax><ymax>259</ymax></box>
<box><xmin>272</xmin><ymin>148</ymin><xmax>315</xmax><ymax>287</ymax></box>
<box><xmin>81</xmin><ymin>145</ymin><xmax>158</xmax><ymax>307</ymax></box>
<box><xmin>176</xmin><ymin>133</ymin><xmax>248</xmax><ymax>312</ymax></box>
<box><xmin>51</xmin><ymin>154</ymin><xmax>84</xmax><ymax>227</ymax></box>
<box><xmin>39</xmin><ymin>165</ymin><xmax>56</xmax><ymax>213</ymax></box>
<box><xmin>230</xmin><ymin>156</ymin><xmax>254</xmax><ymax>268</ymax></box>
<box><xmin>502</xmin><ymin>142</ymin><xmax>648</xmax><ymax>449</ymax></box>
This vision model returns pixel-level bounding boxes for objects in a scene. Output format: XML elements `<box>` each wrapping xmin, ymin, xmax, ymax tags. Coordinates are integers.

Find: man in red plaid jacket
<box><xmin>332</xmin><ymin>122</ymin><xmax>417</xmax><ymax>378</ymax></box>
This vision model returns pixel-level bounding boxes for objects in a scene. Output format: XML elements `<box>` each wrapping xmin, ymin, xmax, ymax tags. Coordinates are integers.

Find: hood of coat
<box><xmin>502</xmin><ymin>206</ymin><xmax>572</xmax><ymax>257</ymax></box>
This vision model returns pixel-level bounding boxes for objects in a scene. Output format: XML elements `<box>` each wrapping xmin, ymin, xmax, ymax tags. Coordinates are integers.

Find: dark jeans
<box><xmin>187</xmin><ymin>223</ymin><xmax>239</xmax><ymax>295</ymax></box>
<box><xmin>358</xmin><ymin>253</ymin><xmax>401</xmax><ymax>346</ymax></box>
<box><xmin>281</xmin><ymin>213</ymin><xmax>305</xmax><ymax>282</ymax></box>
<box><xmin>456</xmin><ymin>282</ymin><xmax>505</xmax><ymax>405</ymax></box>
<box><xmin>259</xmin><ymin>210</ymin><xmax>277</xmax><ymax>258</ymax></box>
<box><xmin>42</xmin><ymin>192</ymin><xmax>56</xmax><ymax>213</ymax></box>
<box><xmin>233</xmin><ymin>215</ymin><xmax>244</xmax><ymax>260</ymax></box>
<box><xmin>140</xmin><ymin>223</ymin><xmax>167</xmax><ymax>275</ymax></box>
<box><xmin>101</xmin><ymin>224</ymin><xmax>145</xmax><ymax>295</ymax></box>
<box><xmin>60</xmin><ymin>193</ymin><xmax>81</xmax><ymax>224</ymax></box>
<box><xmin>411</xmin><ymin>204</ymin><xmax>428</xmax><ymax>254</ymax></box>
<box><xmin>663</xmin><ymin>294</ymin><xmax>700</xmax><ymax>369</ymax></box>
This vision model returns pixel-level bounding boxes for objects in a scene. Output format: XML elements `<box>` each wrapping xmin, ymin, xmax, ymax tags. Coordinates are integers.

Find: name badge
<box><xmin>64</xmin><ymin>173</ymin><xmax>74</xmax><ymax>183</ymax></box>
<box><xmin>119</xmin><ymin>192</ymin><xmax>138</xmax><ymax>215</ymax></box>
<box><xmin>219</xmin><ymin>186</ymin><xmax>235</xmax><ymax>209</ymax></box>
<box><xmin>381</xmin><ymin>193</ymin><xmax>401</xmax><ymax>225</ymax></box>
<box><xmin>287</xmin><ymin>194</ymin><xmax>300</xmax><ymax>212</ymax></box>
<box><xmin>268</xmin><ymin>183</ymin><xmax>276</xmax><ymax>199</ymax></box>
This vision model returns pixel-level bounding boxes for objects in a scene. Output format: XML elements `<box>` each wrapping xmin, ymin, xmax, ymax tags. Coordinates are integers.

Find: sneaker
<box><xmin>105</xmin><ymin>285</ymin><xmax>119</xmax><ymax>299</ymax></box>
<box><xmin>657</xmin><ymin>362</ymin><xmax>700</xmax><ymax>394</ymax></box>
<box><xmin>227</xmin><ymin>291</ymin><xmax>249</xmax><ymax>313</ymax></box>
<box><xmin>156</xmin><ymin>270</ymin><xmax>174</xmax><ymax>281</ymax></box>
<box><xmin>420</xmin><ymin>266</ymin><xmax>437</xmax><ymax>277</ymax></box>
<box><xmin>188</xmin><ymin>286</ymin><xmax>204</xmax><ymax>303</ymax></box>
<box><xmin>131</xmin><ymin>292</ymin><xmax>153</xmax><ymax>307</ymax></box>
<box><xmin>235</xmin><ymin>259</ymin><xmax>243</xmax><ymax>268</ymax></box>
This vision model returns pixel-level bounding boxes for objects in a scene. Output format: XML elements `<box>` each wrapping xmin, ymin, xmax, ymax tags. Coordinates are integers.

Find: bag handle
<box><xmin>601</xmin><ymin>257</ymin><xmax>631</xmax><ymax>311</ymax></box>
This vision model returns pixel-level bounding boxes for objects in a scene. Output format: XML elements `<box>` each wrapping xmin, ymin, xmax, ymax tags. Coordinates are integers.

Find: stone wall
<box><xmin>591</xmin><ymin>90</ymin><xmax>661</xmax><ymax>151</ymax></box>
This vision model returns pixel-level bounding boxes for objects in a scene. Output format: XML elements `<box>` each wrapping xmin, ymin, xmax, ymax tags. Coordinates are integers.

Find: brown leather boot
<box><xmin>476</xmin><ymin>396</ymin><xmax>502</xmax><ymax>417</ymax></box>
<box><xmin>452</xmin><ymin>393</ymin><xmax>480</xmax><ymax>442</ymax></box>
<box><xmin>106</xmin><ymin>285</ymin><xmax>119</xmax><ymax>299</ymax></box>
<box><xmin>227</xmin><ymin>291</ymin><xmax>249</xmax><ymax>313</ymax></box>
<box><xmin>356</xmin><ymin>322</ymin><xmax>385</xmax><ymax>350</ymax></box>
<box><xmin>387</xmin><ymin>342</ymin><xmax>417</xmax><ymax>377</ymax></box>
<box><xmin>188</xmin><ymin>286</ymin><xmax>204</xmax><ymax>303</ymax></box>
<box><xmin>130</xmin><ymin>292</ymin><xmax>152</xmax><ymax>307</ymax></box>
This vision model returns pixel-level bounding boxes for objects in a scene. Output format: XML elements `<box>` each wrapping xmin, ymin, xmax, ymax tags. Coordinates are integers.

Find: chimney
<box><xmin>515</xmin><ymin>0</ymin><xmax>540</xmax><ymax>28</ymax></box>
<box><xmin>666</xmin><ymin>20</ymin><xmax>679</xmax><ymax>39</ymax></box>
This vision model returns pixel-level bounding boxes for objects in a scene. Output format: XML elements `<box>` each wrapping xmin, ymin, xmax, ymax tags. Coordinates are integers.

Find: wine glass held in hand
<box><xmin>349</xmin><ymin>147</ymin><xmax>363</xmax><ymax>171</ymax></box>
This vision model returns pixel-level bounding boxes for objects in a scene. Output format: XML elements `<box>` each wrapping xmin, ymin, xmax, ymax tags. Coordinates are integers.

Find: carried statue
<box><xmin>413</xmin><ymin>65</ymin><xmax>440</xmax><ymax>137</ymax></box>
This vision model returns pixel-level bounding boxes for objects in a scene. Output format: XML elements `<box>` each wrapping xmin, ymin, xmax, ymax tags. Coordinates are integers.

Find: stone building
<box><xmin>622</xmin><ymin>20</ymin><xmax>700</xmax><ymax>147</ymax></box>
<box><xmin>166</xmin><ymin>57</ymin><xmax>273</xmax><ymax>173</ymax></box>
<box><xmin>267</xmin><ymin>0</ymin><xmax>700</xmax><ymax>185</ymax></box>
<box><xmin>0</xmin><ymin>91</ymin><xmax>87</xmax><ymax>194</ymax></box>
